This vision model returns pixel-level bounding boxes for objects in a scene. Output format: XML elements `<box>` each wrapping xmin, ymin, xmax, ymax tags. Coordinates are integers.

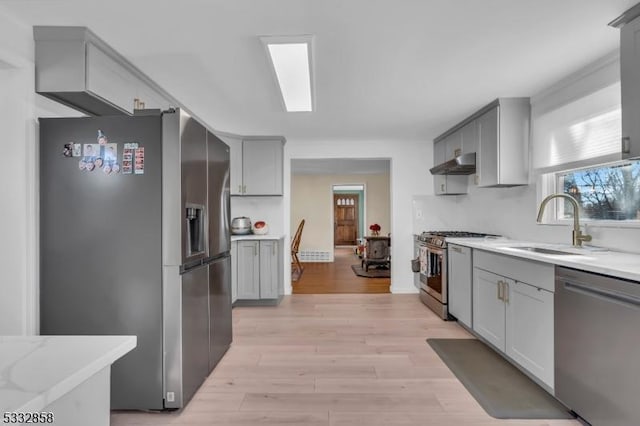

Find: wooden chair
<box><xmin>291</xmin><ymin>219</ymin><xmax>305</xmax><ymax>281</ymax></box>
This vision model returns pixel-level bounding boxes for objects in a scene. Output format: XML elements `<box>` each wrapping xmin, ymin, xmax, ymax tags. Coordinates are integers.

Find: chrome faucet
<box><xmin>536</xmin><ymin>193</ymin><xmax>592</xmax><ymax>247</ymax></box>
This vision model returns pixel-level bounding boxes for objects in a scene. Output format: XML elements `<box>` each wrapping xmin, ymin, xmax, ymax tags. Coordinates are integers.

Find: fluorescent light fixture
<box><xmin>261</xmin><ymin>35</ymin><xmax>314</xmax><ymax>112</ymax></box>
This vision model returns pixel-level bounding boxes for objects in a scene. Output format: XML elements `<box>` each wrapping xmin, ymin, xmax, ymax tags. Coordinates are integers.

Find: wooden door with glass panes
<box><xmin>334</xmin><ymin>194</ymin><xmax>359</xmax><ymax>246</ymax></box>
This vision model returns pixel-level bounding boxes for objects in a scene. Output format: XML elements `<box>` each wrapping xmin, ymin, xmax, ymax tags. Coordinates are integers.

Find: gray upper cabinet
<box><xmin>476</xmin><ymin>98</ymin><xmax>530</xmax><ymax>187</ymax></box>
<box><xmin>614</xmin><ymin>11</ymin><xmax>640</xmax><ymax>159</ymax></box>
<box><xmin>85</xmin><ymin>43</ymin><xmax>137</xmax><ymax>114</ymax></box>
<box><xmin>445</xmin><ymin>130</ymin><xmax>463</xmax><ymax>160</ymax></box>
<box><xmin>34</xmin><ymin>26</ymin><xmax>172</xmax><ymax>116</ymax></box>
<box><xmin>433</xmin><ymin>139</ymin><xmax>447</xmax><ymax>195</ymax></box>
<box><xmin>433</xmin><ymin>138</ymin><xmax>467</xmax><ymax>195</ymax></box>
<box><xmin>433</xmin><ymin>134</ymin><xmax>468</xmax><ymax>196</ymax></box>
<box><xmin>461</xmin><ymin>121</ymin><xmax>478</xmax><ymax>159</ymax></box>
<box><xmin>444</xmin><ymin>122</ymin><xmax>476</xmax><ymax>159</ymax></box>
<box><xmin>477</xmin><ymin>106</ymin><xmax>499</xmax><ymax>186</ymax></box>
<box><xmin>431</xmin><ymin>97</ymin><xmax>529</xmax><ymax>192</ymax></box>
<box><xmin>232</xmin><ymin>138</ymin><xmax>285</xmax><ymax>196</ymax></box>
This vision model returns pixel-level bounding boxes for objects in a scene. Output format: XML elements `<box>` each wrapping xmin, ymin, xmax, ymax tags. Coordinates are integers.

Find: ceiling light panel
<box><xmin>261</xmin><ymin>35</ymin><xmax>314</xmax><ymax>112</ymax></box>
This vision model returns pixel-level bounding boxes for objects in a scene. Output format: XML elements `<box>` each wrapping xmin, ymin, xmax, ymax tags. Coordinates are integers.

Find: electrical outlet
<box><xmin>166</xmin><ymin>392</ymin><xmax>175</xmax><ymax>402</ymax></box>
<box><xmin>416</xmin><ymin>209</ymin><xmax>423</xmax><ymax>219</ymax></box>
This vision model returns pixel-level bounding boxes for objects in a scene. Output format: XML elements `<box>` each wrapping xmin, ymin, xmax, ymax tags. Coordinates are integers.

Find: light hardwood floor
<box><xmin>111</xmin><ymin>294</ymin><xmax>578</xmax><ymax>426</ymax></box>
<box><xmin>293</xmin><ymin>247</ymin><xmax>391</xmax><ymax>294</ymax></box>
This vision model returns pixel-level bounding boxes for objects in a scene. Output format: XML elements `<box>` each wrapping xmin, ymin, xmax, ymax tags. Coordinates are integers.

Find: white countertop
<box><xmin>446</xmin><ymin>237</ymin><xmax>640</xmax><ymax>282</ymax></box>
<box><xmin>231</xmin><ymin>234</ymin><xmax>284</xmax><ymax>241</ymax></box>
<box><xmin>0</xmin><ymin>335</ymin><xmax>136</xmax><ymax>413</ymax></box>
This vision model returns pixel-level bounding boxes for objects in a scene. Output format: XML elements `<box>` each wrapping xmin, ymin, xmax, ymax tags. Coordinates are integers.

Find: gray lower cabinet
<box><xmin>472</xmin><ymin>250</ymin><xmax>554</xmax><ymax>390</ymax></box>
<box><xmin>236</xmin><ymin>239</ymin><xmax>283</xmax><ymax>301</ymax></box>
<box><xmin>237</xmin><ymin>241</ymin><xmax>260</xmax><ymax>299</ymax></box>
<box><xmin>230</xmin><ymin>241</ymin><xmax>238</xmax><ymax>303</ymax></box>
<box><xmin>259</xmin><ymin>241</ymin><xmax>279</xmax><ymax>299</ymax></box>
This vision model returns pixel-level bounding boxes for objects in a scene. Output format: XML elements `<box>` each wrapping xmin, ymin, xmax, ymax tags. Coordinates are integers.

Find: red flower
<box><xmin>369</xmin><ymin>224</ymin><xmax>381</xmax><ymax>231</ymax></box>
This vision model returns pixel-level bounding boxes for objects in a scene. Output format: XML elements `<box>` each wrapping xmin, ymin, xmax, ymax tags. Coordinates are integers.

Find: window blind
<box><xmin>532</xmin><ymin>82</ymin><xmax>621</xmax><ymax>174</ymax></box>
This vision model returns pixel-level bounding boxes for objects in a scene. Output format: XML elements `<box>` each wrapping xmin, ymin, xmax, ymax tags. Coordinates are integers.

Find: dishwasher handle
<box><xmin>564</xmin><ymin>281</ymin><xmax>640</xmax><ymax>309</ymax></box>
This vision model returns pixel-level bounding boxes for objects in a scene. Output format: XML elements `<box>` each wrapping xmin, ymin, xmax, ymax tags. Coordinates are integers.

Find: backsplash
<box><xmin>413</xmin><ymin>183</ymin><xmax>640</xmax><ymax>254</ymax></box>
<box><xmin>231</xmin><ymin>196</ymin><xmax>284</xmax><ymax>237</ymax></box>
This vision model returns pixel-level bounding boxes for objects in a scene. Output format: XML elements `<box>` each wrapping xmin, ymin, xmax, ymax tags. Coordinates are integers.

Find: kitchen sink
<box><xmin>508</xmin><ymin>246</ymin><xmax>582</xmax><ymax>256</ymax></box>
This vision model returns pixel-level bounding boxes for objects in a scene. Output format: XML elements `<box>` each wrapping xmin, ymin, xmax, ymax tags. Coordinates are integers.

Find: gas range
<box><xmin>416</xmin><ymin>230</ymin><xmax>498</xmax><ymax>320</ymax></box>
<box><xmin>417</xmin><ymin>231</ymin><xmax>497</xmax><ymax>248</ymax></box>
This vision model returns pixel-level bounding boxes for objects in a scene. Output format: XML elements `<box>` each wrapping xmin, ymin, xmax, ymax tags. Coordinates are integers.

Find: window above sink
<box><xmin>532</xmin><ymin>52</ymin><xmax>640</xmax><ymax>228</ymax></box>
<box><xmin>557</xmin><ymin>160</ymin><xmax>640</xmax><ymax>222</ymax></box>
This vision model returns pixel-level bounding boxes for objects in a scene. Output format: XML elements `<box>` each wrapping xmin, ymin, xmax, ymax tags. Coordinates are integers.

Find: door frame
<box><xmin>332</xmin><ymin>192</ymin><xmax>360</xmax><ymax>246</ymax></box>
<box><xmin>331</xmin><ymin>184</ymin><xmax>366</xmax><ymax>250</ymax></box>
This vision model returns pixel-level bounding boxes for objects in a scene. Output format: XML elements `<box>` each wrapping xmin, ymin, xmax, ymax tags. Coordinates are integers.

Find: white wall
<box><xmin>231</xmin><ymin>196</ymin><xmax>284</xmax><ymax>236</ymax></box>
<box><xmin>285</xmin><ymin>139</ymin><xmax>431</xmax><ymax>295</ymax></box>
<box><xmin>0</xmin><ymin>8</ymin><xmax>38</xmax><ymax>335</ymax></box>
<box><xmin>413</xmin><ymin>181</ymin><xmax>640</xmax><ymax>254</ymax></box>
<box><xmin>0</xmin><ymin>6</ymin><xmax>83</xmax><ymax>335</ymax></box>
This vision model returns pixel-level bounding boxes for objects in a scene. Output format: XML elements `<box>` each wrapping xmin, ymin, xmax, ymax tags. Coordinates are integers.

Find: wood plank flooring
<box><xmin>293</xmin><ymin>247</ymin><xmax>390</xmax><ymax>294</ymax></box>
<box><xmin>111</xmin><ymin>294</ymin><xmax>579</xmax><ymax>426</ymax></box>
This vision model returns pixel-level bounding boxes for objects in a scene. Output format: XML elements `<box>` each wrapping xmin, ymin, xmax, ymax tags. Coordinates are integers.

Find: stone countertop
<box><xmin>446</xmin><ymin>237</ymin><xmax>640</xmax><ymax>282</ymax></box>
<box><xmin>231</xmin><ymin>234</ymin><xmax>285</xmax><ymax>241</ymax></box>
<box><xmin>0</xmin><ymin>335</ymin><xmax>136</xmax><ymax>413</ymax></box>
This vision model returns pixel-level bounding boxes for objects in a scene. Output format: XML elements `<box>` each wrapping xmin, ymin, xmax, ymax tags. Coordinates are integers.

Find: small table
<box><xmin>361</xmin><ymin>236</ymin><xmax>391</xmax><ymax>271</ymax></box>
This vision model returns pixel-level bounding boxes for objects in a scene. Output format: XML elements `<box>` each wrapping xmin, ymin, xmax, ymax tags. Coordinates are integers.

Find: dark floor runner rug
<box><xmin>350</xmin><ymin>264</ymin><xmax>390</xmax><ymax>278</ymax></box>
<box><xmin>427</xmin><ymin>338</ymin><xmax>573</xmax><ymax>420</ymax></box>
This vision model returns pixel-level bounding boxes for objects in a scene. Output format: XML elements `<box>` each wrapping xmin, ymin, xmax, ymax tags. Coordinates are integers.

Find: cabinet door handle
<box><xmin>622</xmin><ymin>136</ymin><xmax>631</xmax><ymax>154</ymax></box>
<box><xmin>238</xmin><ymin>185</ymin><xmax>242</xmax><ymax>193</ymax></box>
<box><xmin>440</xmin><ymin>184</ymin><xmax>445</xmax><ymax>192</ymax></box>
<box><xmin>243</xmin><ymin>185</ymin><xmax>247</xmax><ymax>193</ymax></box>
<box><xmin>503</xmin><ymin>281</ymin><xmax>509</xmax><ymax>303</ymax></box>
<box><xmin>497</xmin><ymin>280</ymin><xmax>503</xmax><ymax>301</ymax></box>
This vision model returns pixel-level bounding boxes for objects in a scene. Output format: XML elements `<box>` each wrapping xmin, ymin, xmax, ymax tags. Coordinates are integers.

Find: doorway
<box><xmin>290</xmin><ymin>158</ymin><xmax>391</xmax><ymax>294</ymax></box>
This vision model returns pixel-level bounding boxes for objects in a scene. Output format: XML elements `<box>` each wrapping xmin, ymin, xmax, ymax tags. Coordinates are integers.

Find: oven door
<box><xmin>419</xmin><ymin>244</ymin><xmax>447</xmax><ymax>303</ymax></box>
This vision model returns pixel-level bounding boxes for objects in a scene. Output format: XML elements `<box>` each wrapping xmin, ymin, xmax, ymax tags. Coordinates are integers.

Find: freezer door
<box><xmin>39</xmin><ymin>115</ymin><xmax>164</xmax><ymax>409</ymax></box>
<box><xmin>208</xmin><ymin>255</ymin><xmax>233</xmax><ymax>372</ymax></box>
<box><xmin>180</xmin><ymin>113</ymin><xmax>208</xmax><ymax>264</ymax></box>
<box><xmin>207</xmin><ymin>131</ymin><xmax>231</xmax><ymax>257</ymax></box>
<box><xmin>180</xmin><ymin>264</ymin><xmax>210</xmax><ymax>406</ymax></box>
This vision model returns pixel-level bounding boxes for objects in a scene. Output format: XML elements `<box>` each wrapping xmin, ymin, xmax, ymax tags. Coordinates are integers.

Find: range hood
<box><xmin>429</xmin><ymin>152</ymin><xmax>476</xmax><ymax>175</ymax></box>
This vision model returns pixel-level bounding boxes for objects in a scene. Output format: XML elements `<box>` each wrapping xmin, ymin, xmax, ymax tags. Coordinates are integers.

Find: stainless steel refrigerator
<box><xmin>39</xmin><ymin>108</ymin><xmax>232</xmax><ymax>410</ymax></box>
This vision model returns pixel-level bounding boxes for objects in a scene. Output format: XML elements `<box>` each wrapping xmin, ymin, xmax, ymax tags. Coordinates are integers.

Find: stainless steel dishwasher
<box><xmin>555</xmin><ymin>267</ymin><xmax>640</xmax><ymax>426</ymax></box>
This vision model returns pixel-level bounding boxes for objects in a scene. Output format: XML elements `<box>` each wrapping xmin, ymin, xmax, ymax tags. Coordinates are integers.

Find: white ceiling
<box><xmin>1</xmin><ymin>0</ymin><xmax>636</xmax><ymax>142</ymax></box>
